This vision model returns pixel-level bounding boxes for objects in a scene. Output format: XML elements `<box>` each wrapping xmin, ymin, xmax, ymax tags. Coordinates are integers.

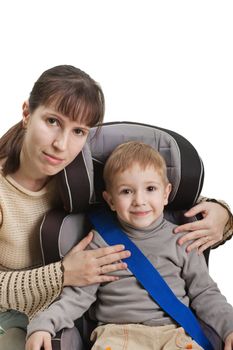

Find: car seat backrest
<box><xmin>57</xmin><ymin>121</ymin><xmax>204</xmax><ymax>213</ymax></box>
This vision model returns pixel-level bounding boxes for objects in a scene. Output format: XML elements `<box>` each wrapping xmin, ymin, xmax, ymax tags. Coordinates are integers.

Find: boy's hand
<box><xmin>225</xmin><ymin>332</ymin><xmax>233</xmax><ymax>350</ymax></box>
<box><xmin>25</xmin><ymin>331</ymin><xmax>52</xmax><ymax>350</ymax></box>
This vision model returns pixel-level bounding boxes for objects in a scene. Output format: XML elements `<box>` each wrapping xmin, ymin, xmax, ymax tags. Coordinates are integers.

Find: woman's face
<box><xmin>21</xmin><ymin>102</ymin><xmax>90</xmax><ymax>179</ymax></box>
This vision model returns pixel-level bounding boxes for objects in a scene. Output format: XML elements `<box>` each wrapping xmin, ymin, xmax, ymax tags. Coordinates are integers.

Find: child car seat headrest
<box><xmin>56</xmin><ymin>122</ymin><xmax>204</xmax><ymax>213</ymax></box>
<box><xmin>56</xmin><ymin>142</ymin><xmax>94</xmax><ymax>213</ymax></box>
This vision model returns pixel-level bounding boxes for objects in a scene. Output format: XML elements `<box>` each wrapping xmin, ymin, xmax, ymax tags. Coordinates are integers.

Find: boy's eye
<box><xmin>121</xmin><ymin>189</ymin><xmax>132</xmax><ymax>195</ymax></box>
<box><xmin>147</xmin><ymin>186</ymin><xmax>156</xmax><ymax>191</ymax></box>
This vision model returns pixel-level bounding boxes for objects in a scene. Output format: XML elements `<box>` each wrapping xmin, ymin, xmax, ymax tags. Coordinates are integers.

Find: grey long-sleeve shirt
<box><xmin>27</xmin><ymin>215</ymin><xmax>233</xmax><ymax>341</ymax></box>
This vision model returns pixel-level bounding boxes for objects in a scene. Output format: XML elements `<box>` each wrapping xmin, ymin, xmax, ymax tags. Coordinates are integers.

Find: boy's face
<box><xmin>103</xmin><ymin>163</ymin><xmax>171</xmax><ymax>229</ymax></box>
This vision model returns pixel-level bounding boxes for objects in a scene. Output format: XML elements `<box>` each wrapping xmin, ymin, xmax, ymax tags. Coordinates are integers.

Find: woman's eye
<box><xmin>47</xmin><ymin>117</ymin><xmax>59</xmax><ymax>126</ymax></box>
<box><xmin>74</xmin><ymin>128</ymin><xmax>84</xmax><ymax>136</ymax></box>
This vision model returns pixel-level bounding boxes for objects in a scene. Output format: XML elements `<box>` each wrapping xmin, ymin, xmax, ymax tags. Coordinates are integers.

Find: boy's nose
<box><xmin>133</xmin><ymin>192</ymin><xmax>146</xmax><ymax>206</ymax></box>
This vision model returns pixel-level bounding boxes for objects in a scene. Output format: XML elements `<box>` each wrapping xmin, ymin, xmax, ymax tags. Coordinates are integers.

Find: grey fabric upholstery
<box><xmin>89</xmin><ymin>123</ymin><xmax>182</xmax><ymax>203</ymax></box>
<box><xmin>58</xmin><ymin>122</ymin><xmax>204</xmax><ymax>213</ymax></box>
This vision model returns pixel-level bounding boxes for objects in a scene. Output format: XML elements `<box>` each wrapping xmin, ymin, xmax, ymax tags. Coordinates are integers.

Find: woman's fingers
<box><xmin>185</xmin><ymin>237</ymin><xmax>215</xmax><ymax>253</ymax></box>
<box><xmin>183</xmin><ymin>202</ymin><xmax>207</xmax><ymax>218</ymax></box>
<box><xmin>174</xmin><ymin>220</ymin><xmax>208</xmax><ymax>234</ymax></box>
<box><xmin>177</xmin><ymin>228</ymin><xmax>218</xmax><ymax>253</ymax></box>
<box><xmin>96</xmin><ymin>249</ymin><xmax>131</xmax><ymax>266</ymax></box>
<box><xmin>91</xmin><ymin>244</ymin><xmax>127</xmax><ymax>258</ymax></box>
<box><xmin>177</xmin><ymin>229</ymin><xmax>208</xmax><ymax>245</ymax></box>
<box><xmin>99</xmin><ymin>261</ymin><xmax>128</xmax><ymax>274</ymax></box>
<box><xmin>68</xmin><ymin>232</ymin><xmax>128</xmax><ymax>260</ymax></box>
<box><xmin>62</xmin><ymin>232</ymin><xmax>131</xmax><ymax>287</ymax></box>
<box><xmin>173</xmin><ymin>201</ymin><xmax>228</xmax><ymax>253</ymax></box>
<box><xmin>198</xmin><ymin>240</ymin><xmax>216</xmax><ymax>254</ymax></box>
<box><xmin>92</xmin><ymin>262</ymin><xmax>129</xmax><ymax>283</ymax></box>
<box><xmin>69</xmin><ymin>231</ymin><xmax>94</xmax><ymax>253</ymax></box>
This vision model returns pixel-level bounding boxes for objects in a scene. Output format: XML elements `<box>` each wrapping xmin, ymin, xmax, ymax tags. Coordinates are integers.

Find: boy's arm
<box><xmin>181</xmin><ymin>246</ymin><xmax>233</xmax><ymax>342</ymax></box>
<box><xmin>27</xmin><ymin>283</ymin><xmax>98</xmax><ymax>338</ymax></box>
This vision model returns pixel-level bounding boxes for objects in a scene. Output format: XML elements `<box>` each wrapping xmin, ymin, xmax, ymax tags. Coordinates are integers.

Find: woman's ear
<box><xmin>102</xmin><ymin>191</ymin><xmax>116</xmax><ymax>211</ymax></box>
<box><xmin>22</xmin><ymin>100</ymin><xmax>30</xmax><ymax>128</ymax></box>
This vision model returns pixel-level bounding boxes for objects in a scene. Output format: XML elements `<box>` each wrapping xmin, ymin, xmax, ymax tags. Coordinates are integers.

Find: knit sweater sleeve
<box><xmin>0</xmin><ymin>261</ymin><xmax>63</xmax><ymax>319</ymax></box>
<box><xmin>27</xmin><ymin>232</ymin><xmax>102</xmax><ymax>338</ymax></box>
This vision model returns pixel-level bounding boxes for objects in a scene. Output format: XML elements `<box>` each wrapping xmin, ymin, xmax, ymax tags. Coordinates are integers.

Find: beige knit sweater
<box><xmin>0</xmin><ymin>172</ymin><xmax>63</xmax><ymax>319</ymax></box>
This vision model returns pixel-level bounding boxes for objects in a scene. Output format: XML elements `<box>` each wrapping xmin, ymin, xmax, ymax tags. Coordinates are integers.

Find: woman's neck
<box><xmin>9</xmin><ymin>169</ymin><xmax>50</xmax><ymax>192</ymax></box>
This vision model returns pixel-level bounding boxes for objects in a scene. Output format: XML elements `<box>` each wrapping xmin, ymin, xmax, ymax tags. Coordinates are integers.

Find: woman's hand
<box><xmin>174</xmin><ymin>201</ymin><xmax>229</xmax><ymax>253</ymax></box>
<box><xmin>25</xmin><ymin>331</ymin><xmax>52</xmax><ymax>350</ymax></box>
<box><xmin>62</xmin><ymin>231</ymin><xmax>131</xmax><ymax>286</ymax></box>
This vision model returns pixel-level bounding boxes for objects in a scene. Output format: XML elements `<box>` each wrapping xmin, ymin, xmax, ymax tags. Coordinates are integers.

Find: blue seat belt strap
<box><xmin>89</xmin><ymin>208</ymin><xmax>213</xmax><ymax>350</ymax></box>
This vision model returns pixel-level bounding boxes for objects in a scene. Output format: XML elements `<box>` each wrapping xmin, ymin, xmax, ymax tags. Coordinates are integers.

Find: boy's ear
<box><xmin>164</xmin><ymin>183</ymin><xmax>172</xmax><ymax>206</ymax></box>
<box><xmin>102</xmin><ymin>191</ymin><xmax>116</xmax><ymax>211</ymax></box>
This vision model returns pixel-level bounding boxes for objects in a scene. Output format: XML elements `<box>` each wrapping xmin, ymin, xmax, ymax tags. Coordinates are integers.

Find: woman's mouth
<box><xmin>43</xmin><ymin>152</ymin><xmax>64</xmax><ymax>165</ymax></box>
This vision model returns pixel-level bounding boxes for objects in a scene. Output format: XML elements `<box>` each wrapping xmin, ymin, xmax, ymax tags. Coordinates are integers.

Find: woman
<box><xmin>0</xmin><ymin>65</ymin><xmax>130</xmax><ymax>349</ymax></box>
<box><xmin>0</xmin><ymin>64</ymin><xmax>232</xmax><ymax>349</ymax></box>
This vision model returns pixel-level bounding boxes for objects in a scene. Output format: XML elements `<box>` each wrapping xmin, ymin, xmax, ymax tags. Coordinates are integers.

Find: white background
<box><xmin>0</xmin><ymin>1</ymin><xmax>232</xmax><ymax>303</ymax></box>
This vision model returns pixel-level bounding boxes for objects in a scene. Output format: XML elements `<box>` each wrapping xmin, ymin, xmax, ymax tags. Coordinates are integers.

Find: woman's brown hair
<box><xmin>0</xmin><ymin>65</ymin><xmax>105</xmax><ymax>175</ymax></box>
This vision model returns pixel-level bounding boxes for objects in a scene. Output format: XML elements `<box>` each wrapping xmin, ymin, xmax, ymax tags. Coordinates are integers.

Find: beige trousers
<box><xmin>91</xmin><ymin>324</ymin><xmax>204</xmax><ymax>350</ymax></box>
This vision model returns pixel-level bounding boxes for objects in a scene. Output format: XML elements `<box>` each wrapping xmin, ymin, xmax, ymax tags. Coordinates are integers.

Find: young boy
<box><xmin>26</xmin><ymin>141</ymin><xmax>233</xmax><ymax>350</ymax></box>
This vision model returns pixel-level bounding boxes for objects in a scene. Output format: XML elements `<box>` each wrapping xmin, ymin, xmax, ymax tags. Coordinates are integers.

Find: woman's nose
<box><xmin>52</xmin><ymin>132</ymin><xmax>69</xmax><ymax>151</ymax></box>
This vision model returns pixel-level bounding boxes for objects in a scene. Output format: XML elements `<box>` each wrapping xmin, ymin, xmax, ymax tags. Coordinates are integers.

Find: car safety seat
<box><xmin>40</xmin><ymin>122</ymin><xmax>223</xmax><ymax>350</ymax></box>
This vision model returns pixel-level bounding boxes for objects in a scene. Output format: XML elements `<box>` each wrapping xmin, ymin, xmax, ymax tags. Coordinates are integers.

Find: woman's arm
<box><xmin>0</xmin><ymin>232</ymin><xmax>129</xmax><ymax>319</ymax></box>
<box><xmin>174</xmin><ymin>197</ymin><xmax>233</xmax><ymax>253</ymax></box>
<box><xmin>0</xmin><ymin>262</ymin><xmax>63</xmax><ymax>319</ymax></box>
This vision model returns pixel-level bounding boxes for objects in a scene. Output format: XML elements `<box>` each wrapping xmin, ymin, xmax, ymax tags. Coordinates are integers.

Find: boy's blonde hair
<box><xmin>103</xmin><ymin>141</ymin><xmax>169</xmax><ymax>190</ymax></box>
